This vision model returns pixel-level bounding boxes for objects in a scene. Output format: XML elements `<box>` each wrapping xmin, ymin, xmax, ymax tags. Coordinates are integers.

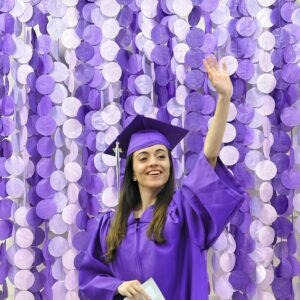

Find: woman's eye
<box><xmin>158</xmin><ymin>155</ymin><xmax>166</xmax><ymax>159</ymax></box>
<box><xmin>140</xmin><ymin>157</ymin><xmax>147</xmax><ymax>161</ymax></box>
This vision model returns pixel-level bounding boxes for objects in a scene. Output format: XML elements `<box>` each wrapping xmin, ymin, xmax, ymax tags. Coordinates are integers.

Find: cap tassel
<box><xmin>114</xmin><ymin>141</ymin><xmax>122</xmax><ymax>204</ymax></box>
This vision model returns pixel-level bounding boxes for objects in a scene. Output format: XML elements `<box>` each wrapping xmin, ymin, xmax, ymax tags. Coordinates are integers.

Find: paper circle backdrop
<box><xmin>0</xmin><ymin>0</ymin><xmax>299</xmax><ymax>299</ymax></box>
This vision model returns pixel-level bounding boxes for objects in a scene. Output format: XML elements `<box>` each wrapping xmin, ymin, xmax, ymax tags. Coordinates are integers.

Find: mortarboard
<box><xmin>104</xmin><ymin>115</ymin><xmax>189</xmax><ymax>199</ymax></box>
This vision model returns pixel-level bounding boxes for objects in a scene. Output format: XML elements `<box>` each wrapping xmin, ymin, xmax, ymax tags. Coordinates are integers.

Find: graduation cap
<box><xmin>104</xmin><ymin>115</ymin><xmax>189</xmax><ymax>199</ymax></box>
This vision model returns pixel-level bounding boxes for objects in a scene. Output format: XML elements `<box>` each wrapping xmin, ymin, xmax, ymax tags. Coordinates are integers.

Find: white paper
<box><xmin>124</xmin><ymin>277</ymin><xmax>165</xmax><ymax>300</ymax></box>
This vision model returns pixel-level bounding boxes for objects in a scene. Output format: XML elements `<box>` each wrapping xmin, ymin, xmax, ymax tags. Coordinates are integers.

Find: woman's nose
<box><xmin>148</xmin><ymin>156</ymin><xmax>158</xmax><ymax>165</ymax></box>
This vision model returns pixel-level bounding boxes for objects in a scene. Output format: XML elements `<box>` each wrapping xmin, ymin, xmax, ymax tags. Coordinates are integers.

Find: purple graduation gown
<box><xmin>79</xmin><ymin>150</ymin><xmax>248</xmax><ymax>300</ymax></box>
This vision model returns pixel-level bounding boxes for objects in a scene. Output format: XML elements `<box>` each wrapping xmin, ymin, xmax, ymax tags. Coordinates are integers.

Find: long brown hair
<box><xmin>105</xmin><ymin>150</ymin><xmax>174</xmax><ymax>263</ymax></box>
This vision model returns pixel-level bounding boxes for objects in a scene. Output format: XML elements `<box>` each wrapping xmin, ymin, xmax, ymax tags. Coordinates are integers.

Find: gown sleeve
<box><xmin>79</xmin><ymin>212</ymin><xmax>124</xmax><ymax>300</ymax></box>
<box><xmin>178</xmin><ymin>149</ymin><xmax>248</xmax><ymax>250</ymax></box>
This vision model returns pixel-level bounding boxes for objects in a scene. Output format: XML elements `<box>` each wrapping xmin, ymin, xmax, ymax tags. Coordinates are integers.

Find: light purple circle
<box><xmin>36</xmin><ymin>75</ymin><xmax>55</xmax><ymax>95</ymax></box>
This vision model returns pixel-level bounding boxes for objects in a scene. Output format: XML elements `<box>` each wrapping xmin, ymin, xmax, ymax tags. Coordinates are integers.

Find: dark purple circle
<box><xmin>37</xmin><ymin>137</ymin><xmax>56</xmax><ymax>157</ymax></box>
<box><xmin>1</xmin><ymin>95</ymin><xmax>14</xmax><ymax>116</ymax></box>
<box><xmin>271</xmin><ymin>195</ymin><xmax>289</xmax><ymax>215</ymax></box>
<box><xmin>272</xmin><ymin>217</ymin><xmax>293</xmax><ymax>238</ymax></box>
<box><xmin>188</xmin><ymin>6</ymin><xmax>201</xmax><ymax>26</ymax></box>
<box><xmin>185</xmin><ymin>92</ymin><xmax>203</xmax><ymax>112</ymax></box>
<box><xmin>117</xmin><ymin>5</ymin><xmax>133</xmax><ymax>27</ymax></box>
<box><xmin>37</xmin><ymin>96</ymin><xmax>53</xmax><ymax>116</ymax></box>
<box><xmin>127</xmin><ymin>53</ymin><xmax>142</xmax><ymax>74</ymax></box>
<box><xmin>75</xmin><ymin>63</ymin><xmax>95</xmax><ymax>84</ymax></box>
<box><xmin>116</xmin><ymin>28</ymin><xmax>132</xmax><ymax>48</ymax></box>
<box><xmin>36</xmin><ymin>35</ymin><xmax>51</xmax><ymax>54</ymax></box>
<box><xmin>76</xmin><ymin>41</ymin><xmax>95</xmax><ymax>62</ymax></box>
<box><xmin>37</xmin><ymin>54</ymin><xmax>54</xmax><ymax>74</ymax></box>
<box><xmin>155</xmin><ymin>65</ymin><xmax>171</xmax><ymax>86</ymax></box>
<box><xmin>27</xmin><ymin>207</ymin><xmax>43</xmax><ymax>227</ymax></box>
<box><xmin>0</xmin><ymin>198</ymin><xmax>13</xmax><ymax>219</ymax></box>
<box><xmin>186</xmin><ymin>27</ymin><xmax>205</xmax><ymax>49</ymax></box>
<box><xmin>151</xmin><ymin>24</ymin><xmax>169</xmax><ymax>44</ymax></box>
<box><xmin>185</xmin><ymin>49</ymin><xmax>204</xmax><ymax>68</ymax></box>
<box><xmin>236</xmin><ymin>59</ymin><xmax>255</xmax><ymax>81</ymax></box>
<box><xmin>184</xmin><ymin>70</ymin><xmax>205</xmax><ymax>90</ymax></box>
<box><xmin>151</xmin><ymin>45</ymin><xmax>171</xmax><ymax>65</ymax></box>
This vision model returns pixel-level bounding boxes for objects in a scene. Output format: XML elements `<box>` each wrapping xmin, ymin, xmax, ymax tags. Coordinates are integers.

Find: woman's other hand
<box><xmin>117</xmin><ymin>280</ymin><xmax>151</xmax><ymax>300</ymax></box>
<box><xmin>203</xmin><ymin>55</ymin><xmax>233</xmax><ymax>98</ymax></box>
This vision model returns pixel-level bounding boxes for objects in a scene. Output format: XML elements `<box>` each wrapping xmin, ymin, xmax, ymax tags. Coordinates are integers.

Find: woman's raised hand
<box><xmin>203</xmin><ymin>55</ymin><xmax>233</xmax><ymax>98</ymax></box>
<box><xmin>117</xmin><ymin>280</ymin><xmax>151</xmax><ymax>300</ymax></box>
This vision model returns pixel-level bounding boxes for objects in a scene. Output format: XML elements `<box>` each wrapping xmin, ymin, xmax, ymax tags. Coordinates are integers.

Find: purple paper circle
<box><xmin>185</xmin><ymin>49</ymin><xmax>204</xmax><ymax>68</ymax></box>
<box><xmin>0</xmin><ymin>219</ymin><xmax>13</xmax><ymax>239</ymax></box>
<box><xmin>37</xmin><ymin>137</ymin><xmax>56</xmax><ymax>157</ymax></box>
<box><xmin>36</xmin><ymin>35</ymin><xmax>52</xmax><ymax>54</ymax></box>
<box><xmin>36</xmin><ymin>199</ymin><xmax>57</xmax><ymax>220</ymax></box>
<box><xmin>76</xmin><ymin>41</ymin><xmax>95</xmax><ymax>62</ymax></box>
<box><xmin>185</xmin><ymin>70</ymin><xmax>205</xmax><ymax>90</ymax></box>
<box><xmin>151</xmin><ymin>24</ymin><xmax>169</xmax><ymax>44</ymax></box>
<box><xmin>36</xmin><ymin>75</ymin><xmax>55</xmax><ymax>95</ymax></box>
<box><xmin>151</xmin><ymin>45</ymin><xmax>171</xmax><ymax>65</ymax></box>
<box><xmin>83</xmin><ymin>25</ymin><xmax>102</xmax><ymax>45</ymax></box>
<box><xmin>186</xmin><ymin>27</ymin><xmax>205</xmax><ymax>49</ymax></box>
<box><xmin>35</xmin><ymin>116</ymin><xmax>56</xmax><ymax>136</ymax></box>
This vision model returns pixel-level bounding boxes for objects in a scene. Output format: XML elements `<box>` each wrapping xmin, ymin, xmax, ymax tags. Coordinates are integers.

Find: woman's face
<box><xmin>132</xmin><ymin>144</ymin><xmax>171</xmax><ymax>193</ymax></box>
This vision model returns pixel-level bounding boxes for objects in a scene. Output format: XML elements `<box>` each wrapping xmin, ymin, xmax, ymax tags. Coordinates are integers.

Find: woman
<box><xmin>79</xmin><ymin>56</ymin><xmax>248</xmax><ymax>300</ymax></box>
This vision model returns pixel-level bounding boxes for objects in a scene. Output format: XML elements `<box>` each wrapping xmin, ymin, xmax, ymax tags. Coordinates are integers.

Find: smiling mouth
<box><xmin>147</xmin><ymin>171</ymin><xmax>162</xmax><ymax>176</ymax></box>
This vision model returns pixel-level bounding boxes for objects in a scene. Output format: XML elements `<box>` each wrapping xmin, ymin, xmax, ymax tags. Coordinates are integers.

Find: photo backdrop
<box><xmin>0</xmin><ymin>0</ymin><xmax>300</xmax><ymax>299</ymax></box>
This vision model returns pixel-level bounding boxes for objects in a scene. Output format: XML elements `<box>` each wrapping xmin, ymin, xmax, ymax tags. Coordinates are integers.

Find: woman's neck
<box><xmin>134</xmin><ymin>186</ymin><xmax>162</xmax><ymax>216</ymax></box>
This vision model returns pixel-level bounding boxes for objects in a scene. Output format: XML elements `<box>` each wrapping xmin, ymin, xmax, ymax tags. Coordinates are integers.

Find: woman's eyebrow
<box><xmin>136</xmin><ymin>149</ymin><xmax>167</xmax><ymax>157</ymax></box>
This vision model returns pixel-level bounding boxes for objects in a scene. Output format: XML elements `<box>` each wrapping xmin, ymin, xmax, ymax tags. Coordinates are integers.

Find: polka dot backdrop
<box><xmin>0</xmin><ymin>0</ymin><xmax>300</xmax><ymax>299</ymax></box>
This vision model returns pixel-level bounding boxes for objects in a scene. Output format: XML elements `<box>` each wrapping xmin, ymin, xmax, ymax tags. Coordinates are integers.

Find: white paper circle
<box><xmin>245</xmin><ymin>150</ymin><xmax>264</xmax><ymax>171</ymax></box>
<box><xmin>14</xmin><ymin>249</ymin><xmax>34</xmax><ymax>269</ymax></box>
<box><xmin>259</xmin><ymin>181</ymin><xmax>273</xmax><ymax>202</ymax></box>
<box><xmin>49</xmin><ymin>214</ymin><xmax>68</xmax><ymax>234</ymax></box>
<box><xmin>62</xmin><ymin>204</ymin><xmax>80</xmax><ymax>225</ymax></box>
<box><xmin>219</xmin><ymin>56</ymin><xmax>238</xmax><ymax>76</ymax></box>
<box><xmin>50</xmin><ymin>170</ymin><xmax>68</xmax><ymax>191</ymax></box>
<box><xmin>135</xmin><ymin>75</ymin><xmax>153</xmax><ymax>95</ymax></box>
<box><xmin>173</xmin><ymin>0</ymin><xmax>193</xmax><ymax>17</ymax></box>
<box><xmin>102</xmin><ymin>62</ymin><xmax>122</xmax><ymax>83</ymax></box>
<box><xmin>14</xmin><ymin>207</ymin><xmax>30</xmax><ymax>227</ymax></box>
<box><xmin>141</xmin><ymin>0</ymin><xmax>158</xmax><ymax>18</ymax></box>
<box><xmin>258</xmin><ymin>226</ymin><xmax>275</xmax><ymax>246</ymax></box>
<box><xmin>293</xmin><ymin>193</ymin><xmax>300</xmax><ymax>212</ymax></box>
<box><xmin>102</xmin><ymin>18</ymin><xmax>120</xmax><ymax>39</ymax></box>
<box><xmin>173</xmin><ymin>19</ymin><xmax>190</xmax><ymax>41</ymax></box>
<box><xmin>101</xmin><ymin>104</ymin><xmax>122</xmax><ymax>125</ymax></box>
<box><xmin>255</xmin><ymin>160</ymin><xmax>277</xmax><ymax>180</ymax></box>
<box><xmin>64</xmin><ymin>162</ymin><xmax>82</xmax><ymax>182</ymax></box>
<box><xmin>100</xmin><ymin>40</ymin><xmax>119</xmax><ymax>61</ymax></box>
<box><xmin>15</xmin><ymin>291</ymin><xmax>34</xmax><ymax>300</ymax></box>
<box><xmin>134</xmin><ymin>96</ymin><xmax>153</xmax><ymax>115</ymax></box>
<box><xmin>102</xmin><ymin>187</ymin><xmax>118</xmax><ymax>207</ymax></box>
<box><xmin>100</xmin><ymin>0</ymin><xmax>121</xmax><ymax>17</ymax></box>
<box><xmin>62</xmin><ymin>119</ymin><xmax>82</xmax><ymax>139</ymax></box>
<box><xmin>14</xmin><ymin>270</ymin><xmax>34</xmax><ymax>290</ymax></box>
<box><xmin>258</xmin><ymin>204</ymin><xmax>277</xmax><ymax>225</ymax></box>
<box><xmin>220</xmin><ymin>145</ymin><xmax>239</xmax><ymax>166</ymax></box>
<box><xmin>256</xmin><ymin>264</ymin><xmax>267</xmax><ymax>284</ymax></box>
<box><xmin>6</xmin><ymin>178</ymin><xmax>24</xmax><ymax>198</ymax></box>
<box><xmin>15</xmin><ymin>228</ymin><xmax>34</xmax><ymax>248</ymax></box>
<box><xmin>258</xmin><ymin>31</ymin><xmax>275</xmax><ymax>51</ymax></box>
<box><xmin>61</xmin><ymin>29</ymin><xmax>81</xmax><ymax>49</ymax></box>
<box><xmin>173</xmin><ymin>43</ymin><xmax>189</xmax><ymax>63</ymax></box>
<box><xmin>49</xmin><ymin>236</ymin><xmax>69</xmax><ymax>257</ymax></box>
<box><xmin>219</xmin><ymin>252</ymin><xmax>236</xmax><ymax>272</ymax></box>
